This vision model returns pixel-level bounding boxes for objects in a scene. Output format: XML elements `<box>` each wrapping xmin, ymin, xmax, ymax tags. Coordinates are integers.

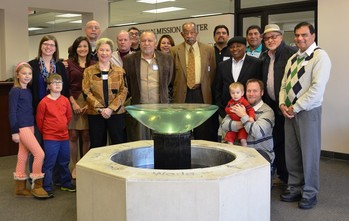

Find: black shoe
<box><xmin>298</xmin><ymin>196</ymin><xmax>317</xmax><ymax>209</ymax></box>
<box><xmin>47</xmin><ymin>191</ymin><xmax>55</xmax><ymax>198</ymax></box>
<box><xmin>280</xmin><ymin>190</ymin><xmax>302</xmax><ymax>202</ymax></box>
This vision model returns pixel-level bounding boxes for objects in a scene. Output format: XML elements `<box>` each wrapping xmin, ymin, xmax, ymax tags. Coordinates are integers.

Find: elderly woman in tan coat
<box><xmin>82</xmin><ymin>38</ymin><xmax>128</xmax><ymax>148</ymax></box>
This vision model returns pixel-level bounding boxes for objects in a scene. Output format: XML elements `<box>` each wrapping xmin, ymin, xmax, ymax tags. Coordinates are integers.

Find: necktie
<box><xmin>285</xmin><ymin>56</ymin><xmax>305</xmax><ymax>107</ymax></box>
<box><xmin>187</xmin><ymin>46</ymin><xmax>195</xmax><ymax>89</ymax></box>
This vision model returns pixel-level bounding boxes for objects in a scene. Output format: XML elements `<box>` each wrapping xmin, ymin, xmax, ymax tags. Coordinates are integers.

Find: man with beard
<box><xmin>221</xmin><ymin>79</ymin><xmax>275</xmax><ymax>163</ymax></box>
<box><xmin>213</xmin><ymin>25</ymin><xmax>231</xmax><ymax>65</ymax></box>
<box><xmin>123</xmin><ymin>31</ymin><xmax>174</xmax><ymax>141</ymax></box>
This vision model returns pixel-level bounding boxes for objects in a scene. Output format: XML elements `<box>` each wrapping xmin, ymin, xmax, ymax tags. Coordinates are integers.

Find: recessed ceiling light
<box><xmin>143</xmin><ymin>7</ymin><xmax>185</xmax><ymax>13</ymax></box>
<box><xmin>113</xmin><ymin>22</ymin><xmax>138</xmax><ymax>27</ymax></box>
<box><xmin>56</xmin><ymin>13</ymin><xmax>81</xmax><ymax>18</ymax></box>
<box><xmin>137</xmin><ymin>0</ymin><xmax>175</xmax><ymax>4</ymax></box>
<box><xmin>191</xmin><ymin>12</ymin><xmax>223</xmax><ymax>18</ymax></box>
<box><xmin>28</xmin><ymin>27</ymin><xmax>43</xmax><ymax>31</ymax></box>
<box><xmin>46</xmin><ymin>18</ymin><xmax>71</xmax><ymax>24</ymax></box>
<box><xmin>69</xmin><ymin>20</ymin><xmax>82</xmax><ymax>24</ymax></box>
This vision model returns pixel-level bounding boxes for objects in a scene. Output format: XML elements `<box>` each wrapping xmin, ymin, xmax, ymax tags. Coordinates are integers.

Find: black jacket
<box><xmin>214</xmin><ymin>54</ymin><xmax>262</xmax><ymax>118</ymax></box>
<box><xmin>260</xmin><ymin>41</ymin><xmax>297</xmax><ymax>111</ymax></box>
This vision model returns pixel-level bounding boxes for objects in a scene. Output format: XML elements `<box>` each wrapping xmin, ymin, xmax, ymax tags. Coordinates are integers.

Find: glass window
<box><xmin>28</xmin><ymin>9</ymin><xmax>82</xmax><ymax>36</ymax></box>
<box><xmin>109</xmin><ymin>0</ymin><xmax>234</xmax><ymax>27</ymax></box>
<box><xmin>268</xmin><ymin>11</ymin><xmax>315</xmax><ymax>46</ymax></box>
<box><xmin>242</xmin><ymin>16</ymin><xmax>261</xmax><ymax>36</ymax></box>
<box><xmin>241</xmin><ymin>0</ymin><xmax>311</xmax><ymax>8</ymax></box>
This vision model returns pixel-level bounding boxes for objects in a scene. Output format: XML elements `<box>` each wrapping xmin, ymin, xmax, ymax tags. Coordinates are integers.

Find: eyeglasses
<box><xmin>263</xmin><ymin>34</ymin><xmax>281</xmax><ymax>42</ymax></box>
<box><xmin>50</xmin><ymin>81</ymin><xmax>63</xmax><ymax>85</ymax></box>
<box><xmin>42</xmin><ymin>43</ymin><xmax>56</xmax><ymax>48</ymax></box>
<box><xmin>86</xmin><ymin>26</ymin><xmax>100</xmax><ymax>30</ymax></box>
<box><xmin>129</xmin><ymin>32</ymin><xmax>139</xmax><ymax>36</ymax></box>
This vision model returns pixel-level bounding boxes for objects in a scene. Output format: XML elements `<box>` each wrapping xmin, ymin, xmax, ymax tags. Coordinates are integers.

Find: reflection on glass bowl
<box><xmin>125</xmin><ymin>103</ymin><xmax>218</xmax><ymax>134</ymax></box>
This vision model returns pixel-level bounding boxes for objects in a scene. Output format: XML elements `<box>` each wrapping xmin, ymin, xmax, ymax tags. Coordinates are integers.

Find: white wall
<box><xmin>318</xmin><ymin>0</ymin><xmax>349</xmax><ymax>154</ymax></box>
<box><xmin>27</xmin><ymin>14</ymin><xmax>234</xmax><ymax>59</ymax></box>
<box><xmin>28</xmin><ymin>30</ymin><xmax>83</xmax><ymax>60</ymax></box>
<box><xmin>106</xmin><ymin>14</ymin><xmax>234</xmax><ymax>47</ymax></box>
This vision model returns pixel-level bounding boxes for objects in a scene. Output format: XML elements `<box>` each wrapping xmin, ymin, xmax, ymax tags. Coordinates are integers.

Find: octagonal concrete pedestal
<box><xmin>77</xmin><ymin>140</ymin><xmax>270</xmax><ymax>221</ymax></box>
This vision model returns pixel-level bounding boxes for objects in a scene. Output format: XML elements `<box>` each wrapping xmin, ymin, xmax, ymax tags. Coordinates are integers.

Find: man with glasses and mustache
<box><xmin>260</xmin><ymin>24</ymin><xmax>297</xmax><ymax>187</ymax></box>
<box><xmin>123</xmin><ymin>31</ymin><xmax>173</xmax><ymax>141</ymax></box>
<box><xmin>84</xmin><ymin>20</ymin><xmax>101</xmax><ymax>60</ymax></box>
<box><xmin>128</xmin><ymin>27</ymin><xmax>141</xmax><ymax>52</ymax></box>
<box><xmin>170</xmin><ymin>22</ymin><xmax>216</xmax><ymax>141</ymax></box>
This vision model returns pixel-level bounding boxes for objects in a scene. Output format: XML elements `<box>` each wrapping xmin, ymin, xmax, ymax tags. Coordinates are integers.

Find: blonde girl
<box><xmin>9</xmin><ymin>62</ymin><xmax>49</xmax><ymax>199</ymax></box>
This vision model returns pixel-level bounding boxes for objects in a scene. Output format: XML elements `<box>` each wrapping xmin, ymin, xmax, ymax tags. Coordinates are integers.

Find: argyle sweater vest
<box><xmin>284</xmin><ymin>48</ymin><xmax>320</xmax><ymax>107</ymax></box>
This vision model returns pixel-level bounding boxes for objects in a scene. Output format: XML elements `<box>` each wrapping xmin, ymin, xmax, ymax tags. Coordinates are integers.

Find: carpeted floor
<box><xmin>0</xmin><ymin>155</ymin><xmax>348</xmax><ymax>221</ymax></box>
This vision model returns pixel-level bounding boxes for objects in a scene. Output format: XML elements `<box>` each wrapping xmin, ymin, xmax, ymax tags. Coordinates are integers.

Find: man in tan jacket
<box><xmin>170</xmin><ymin>22</ymin><xmax>216</xmax><ymax>141</ymax></box>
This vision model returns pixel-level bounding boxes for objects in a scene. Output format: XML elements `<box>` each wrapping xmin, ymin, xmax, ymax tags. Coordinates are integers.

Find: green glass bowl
<box><xmin>125</xmin><ymin>103</ymin><xmax>218</xmax><ymax>134</ymax></box>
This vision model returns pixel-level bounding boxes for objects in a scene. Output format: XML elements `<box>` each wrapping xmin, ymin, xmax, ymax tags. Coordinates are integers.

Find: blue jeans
<box><xmin>42</xmin><ymin>140</ymin><xmax>72</xmax><ymax>192</ymax></box>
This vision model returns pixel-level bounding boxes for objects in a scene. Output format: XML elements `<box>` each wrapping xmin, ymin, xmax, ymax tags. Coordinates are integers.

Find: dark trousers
<box><xmin>267</xmin><ymin>98</ymin><xmax>288</xmax><ymax>183</ymax></box>
<box><xmin>185</xmin><ymin>88</ymin><xmax>216</xmax><ymax>141</ymax></box>
<box><xmin>88</xmin><ymin>113</ymin><xmax>125</xmax><ymax>148</ymax></box>
<box><xmin>125</xmin><ymin>113</ymin><xmax>152</xmax><ymax>142</ymax></box>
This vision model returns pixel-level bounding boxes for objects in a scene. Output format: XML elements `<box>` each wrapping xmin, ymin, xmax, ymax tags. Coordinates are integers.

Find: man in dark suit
<box><xmin>123</xmin><ymin>31</ymin><xmax>174</xmax><ymax>141</ymax></box>
<box><xmin>215</xmin><ymin>36</ymin><xmax>262</xmax><ymax>119</ymax></box>
<box><xmin>170</xmin><ymin>22</ymin><xmax>216</xmax><ymax>141</ymax></box>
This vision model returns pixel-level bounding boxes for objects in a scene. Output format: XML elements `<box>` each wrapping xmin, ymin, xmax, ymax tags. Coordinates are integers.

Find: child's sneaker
<box><xmin>47</xmin><ymin>190</ymin><xmax>55</xmax><ymax>198</ymax></box>
<box><xmin>60</xmin><ymin>184</ymin><xmax>76</xmax><ymax>192</ymax></box>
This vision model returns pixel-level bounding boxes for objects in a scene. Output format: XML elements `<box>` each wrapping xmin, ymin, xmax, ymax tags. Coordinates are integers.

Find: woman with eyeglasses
<box><xmin>28</xmin><ymin>35</ymin><xmax>69</xmax><ymax>189</ymax></box>
<box><xmin>29</xmin><ymin>35</ymin><xmax>69</xmax><ymax>113</ymax></box>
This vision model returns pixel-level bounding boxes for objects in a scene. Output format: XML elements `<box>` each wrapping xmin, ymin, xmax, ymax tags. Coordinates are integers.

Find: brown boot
<box><xmin>31</xmin><ymin>178</ymin><xmax>49</xmax><ymax>199</ymax></box>
<box><xmin>14</xmin><ymin>180</ymin><xmax>32</xmax><ymax>197</ymax></box>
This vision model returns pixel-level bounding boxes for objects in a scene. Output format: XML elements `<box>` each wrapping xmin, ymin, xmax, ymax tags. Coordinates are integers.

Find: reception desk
<box><xmin>0</xmin><ymin>82</ymin><xmax>18</xmax><ymax>156</ymax></box>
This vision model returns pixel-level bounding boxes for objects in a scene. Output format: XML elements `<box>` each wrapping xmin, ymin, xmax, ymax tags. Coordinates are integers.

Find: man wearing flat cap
<box><xmin>214</xmin><ymin>36</ymin><xmax>262</xmax><ymax>122</ymax></box>
<box><xmin>260</xmin><ymin>24</ymin><xmax>297</xmax><ymax>186</ymax></box>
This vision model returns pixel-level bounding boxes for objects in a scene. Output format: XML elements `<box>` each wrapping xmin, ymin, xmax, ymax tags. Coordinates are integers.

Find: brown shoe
<box><xmin>14</xmin><ymin>180</ymin><xmax>32</xmax><ymax>197</ymax></box>
<box><xmin>31</xmin><ymin>177</ymin><xmax>49</xmax><ymax>199</ymax></box>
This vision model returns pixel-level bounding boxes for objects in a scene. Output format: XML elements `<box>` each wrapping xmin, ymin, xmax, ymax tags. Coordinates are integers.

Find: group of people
<box><xmin>215</xmin><ymin>22</ymin><xmax>331</xmax><ymax>210</ymax></box>
<box><xmin>9</xmin><ymin>20</ymin><xmax>331</xmax><ymax>210</ymax></box>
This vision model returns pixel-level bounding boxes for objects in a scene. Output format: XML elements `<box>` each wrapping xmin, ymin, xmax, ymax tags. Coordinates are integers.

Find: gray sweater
<box><xmin>221</xmin><ymin>101</ymin><xmax>275</xmax><ymax>162</ymax></box>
